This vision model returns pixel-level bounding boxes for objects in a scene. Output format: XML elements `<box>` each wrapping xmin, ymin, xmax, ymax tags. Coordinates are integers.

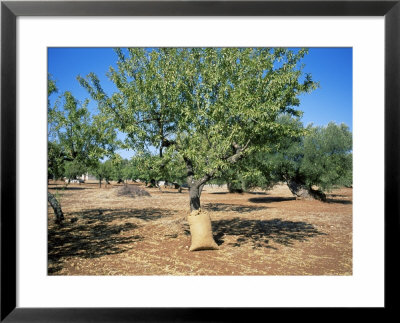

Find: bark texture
<box><xmin>189</xmin><ymin>184</ymin><xmax>202</xmax><ymax>211</ymax></box>
<box><xmin>47</xmin><ymin>191</ymin><xmax>64</xmax><ymax>223</ymax></box>
<box><xmin>287</xmin><ymin>179</ymin><xmax>326</xmax><ymax>201</ymax></box>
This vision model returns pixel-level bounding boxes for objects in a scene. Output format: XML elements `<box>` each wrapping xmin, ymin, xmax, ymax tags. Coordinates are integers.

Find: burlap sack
<box><xmin>188</xmin><ymin>209</ymin><xmax>219</xmax><ymax>251</ymax></box>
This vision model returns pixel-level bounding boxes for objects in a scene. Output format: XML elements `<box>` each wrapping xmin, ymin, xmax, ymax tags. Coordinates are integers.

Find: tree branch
<box><xmin>183</xmin><ymin>156</ymin><xmax>195</xmax><ymax>185</ymax></box>
<box><xmin>197</xmin><ymin>139</ymin><xmax>251</xmax><ymax>186</ymax></box>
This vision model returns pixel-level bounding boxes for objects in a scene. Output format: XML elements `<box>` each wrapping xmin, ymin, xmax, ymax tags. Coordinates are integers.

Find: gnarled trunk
<box><xmin>287</xmin><ymin>179</ymin><xmax>326</xmax><ymax>201</ymax></box>
<box><xmin>47</xmin><ymin>192</ymin><xmax>64</xmax><ymax>224</ymax></box>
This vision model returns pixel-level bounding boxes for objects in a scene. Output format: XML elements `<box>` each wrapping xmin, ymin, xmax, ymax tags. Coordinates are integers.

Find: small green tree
<box><xmin>128</xmin><ymin>153</ymin><xmax>151</xmax><ymax>185</ymax></box>
<box><xmin>109</xmin><ymin>155</ymin><xmax>128</xmax><ymax>184</ymax></box>
<box><xmin>102</xmin><ymin>159</ymin><xmax>114</xmax><ymax>185</ymax></box>
<box><xmin>91</xmin><ymin>160</ymin><xmax>114</xmax><ymax>187</ymax></box>
<box><xmin>64</xmin><ymin>160</ymin><xmax>86</xmax><ymax>182</ymax></box>
<box><xmin>121</xmin><ymin>160</ymin><xmax>137</xmax><ymax>185</ymax></box>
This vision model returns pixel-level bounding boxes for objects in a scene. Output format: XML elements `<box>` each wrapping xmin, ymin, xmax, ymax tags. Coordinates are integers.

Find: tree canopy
<box><xmin>78</xmin><ymin>47</ymin><xmax>318</xmax><ymax>210</ymax></box>
<box><xmin>48</xmin><ymin>76</ymin><xmax>118</xmax><ymax>181</ymax></box>
<box><xmin>264</xmin><ymin>121</ymin><xmax>352</xmax><ymax>199</ymax></box>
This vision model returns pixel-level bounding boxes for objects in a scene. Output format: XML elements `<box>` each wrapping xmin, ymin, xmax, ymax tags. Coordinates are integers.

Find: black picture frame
<box><xmin>1</xmin><ymin>0</ymin><xmax>399</xmax><ymax>321</ymax></box>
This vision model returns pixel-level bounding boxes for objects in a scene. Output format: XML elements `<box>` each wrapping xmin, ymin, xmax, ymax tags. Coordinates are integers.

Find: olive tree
<box><xmin>264</xmin><ymin>121</ymin><xmax>352</xmax><ymax>200</ymax></box>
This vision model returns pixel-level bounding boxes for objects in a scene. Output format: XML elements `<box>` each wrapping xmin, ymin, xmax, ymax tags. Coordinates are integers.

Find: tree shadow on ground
<box><xmin>328</xmin><ymin>193</ymin><xmax>346</xmax><ymax>198</ymax></box>
<box><xmin>208</xmin><ymin>192</ymin><xmax>230</xmax><ymax>195</ymax></box>
<box><xmin>325</xmin><ymin>198</ymin><xmax>352</xmax><ymax>205</ymax></box>
<box><xmin>203</xmin><ymin>203</ymin><xmax>269</xmax><ymax>213</ymax></box>
<box><xmin>50</xmin><ymin>187</ymin><xmax>88</xmax><ymax>191</ymax></box>
<box><xmin>247</xmin><ymin>191</ymin><xmax>269</xmax><ymax>195</ymax></box>
<box><xmin>72</xmin><ymin>208</ymin><xmax>175</xmax><ymax>223</ymax></box>
<box><xmin>158</xmin><ymin>191</ymin><xmax>184</xmax><ymax>194</ymax></box>
<box><xmin>248</xmin><ymin>196</ymin><xmax>296</xmax><ymax>203</ymax></box>
<box><xmin>211</xmin><ymin>218</ymin><xmax>325</xmax><ymax>249</ymax></box>
<box><xmin>249</xmin><ymin>195</ymin><xmax>352</xmax><ymax>205</ymax></box>
<box><xmin>209</xmin><ymin>191</ymin><xmax>270</xmax><ymax>195</ymax></box>
<box><xmin>48</xmin><ymin>208</ymin><xmax>176</xmax><ymax>274</ymax></box>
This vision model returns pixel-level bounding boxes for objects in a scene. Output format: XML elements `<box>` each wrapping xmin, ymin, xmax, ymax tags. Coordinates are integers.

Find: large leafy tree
<box><xmin>79</xmin><ymin>47</ymin><xmax>317</xmax><ymax>243</ymax></box>
<box><xmin>265</xmin><ymin>121</ymin><xmax>352</xmax><ymax>200</ymax></box>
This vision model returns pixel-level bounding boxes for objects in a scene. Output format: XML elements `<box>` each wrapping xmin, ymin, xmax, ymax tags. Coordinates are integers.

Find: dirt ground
<box><xmin>48</xmin><ymin>181</ymin><xmax>352</xmax><ymax>276</ymax></box>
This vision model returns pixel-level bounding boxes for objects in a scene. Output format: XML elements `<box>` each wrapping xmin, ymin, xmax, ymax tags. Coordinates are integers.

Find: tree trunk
<box><xmin>189</xmin><ymin>184</ymin><xmax>202</xmax><ymax>211</ymax></box>
<box><xmin>99</xmin><ymin>179</ymin><xmax>102</xmax><ymax>188</ymax></box>
<box><xmin>47</xmin><ymin>192</ymin><xmax>64</xmax><ymax>224</ymax></box>
<box><xmin>287</xmin><ymin>179</ymin><xmax>326</xmax><ymax>201</ymax></box>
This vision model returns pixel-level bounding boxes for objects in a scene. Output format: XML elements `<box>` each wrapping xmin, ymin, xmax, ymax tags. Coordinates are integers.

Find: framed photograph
<box><xmin>1</xmin><ymin>0</ymin><xmax>398</xmax><ymax>321</ymax></box>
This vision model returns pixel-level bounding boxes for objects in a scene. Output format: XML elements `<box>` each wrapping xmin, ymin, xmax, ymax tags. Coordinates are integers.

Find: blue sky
<box><xmin>48</xmin><ymin>47</ymin><xmax>352</xmax><ymax>159</ymax></box>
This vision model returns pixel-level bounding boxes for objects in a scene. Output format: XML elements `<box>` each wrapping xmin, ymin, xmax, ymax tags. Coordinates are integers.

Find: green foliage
<box><xmin>300</xmin><ymin>122</ymin><xmax>352</xmax><ymax>189</ymax></box>
<box><xmin>90</xmin><ymin>160</ymin><xmax>113</xmax><ymax>183</ymax></box>
<box><xmin>50</xmin><ymin>91</ymin><xmax>117</xmax><ymax>166</ymax></box>
<box><xmin>109</xmin><ymin>156</ymin><xmax>130</xmax><ymax>182</ymax></box>
<box><xmin>269</xmin><ymin>122</ymin><xmax>353</xmax><ymax>191</ymax></box>
<box><xmin>160</xmin><ymin>152</ymin><xmax>187</xmax><ymax>184</ymax></box>
<box><xmin>64</xmin><ymin>160</ymin><xmax>86</xmax><ymax>181</ymax></box>
<box><xmin>78</xmin><ymin>48</ymin><xmax>317</xmax><ymax>189</ymax></box>
<box><xmin>222</xmin><ymin>119</ymin><xmax>352</xmax><ymax>194</ymax></box>
<box><xmin>48</xmin><ymin>76</ymin><xmax>57</xmax><ymax>95</ymax></box>
<box><xmin>128</xmin><ymin>153</ymin><xmax>167</xmax><ymax>184</ymax></box>
<box><xmin>220</xmin><ymin>152</ymin><xmax>276</xmax><ymax>192</ymax></box>
<box><xmin>48</xmin><ymin>78</ymin><xmax>119</xmax><ymax>181</ymax></box>
<box><xmin>48</xmin><ymin>141</ymin><xmax>65</xmax><ymax>180</ymax></box>
<box><xmin>215</xmin><ymin>114</ymin><xmax>304</xmax><ymax>191</ymax></box>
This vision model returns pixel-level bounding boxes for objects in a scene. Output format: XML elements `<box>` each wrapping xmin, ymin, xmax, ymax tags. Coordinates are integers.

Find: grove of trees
<box><xmin>48</xmin><ymin>47</ymin><xmax>352</xmax><ymax>250</ymax></box>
